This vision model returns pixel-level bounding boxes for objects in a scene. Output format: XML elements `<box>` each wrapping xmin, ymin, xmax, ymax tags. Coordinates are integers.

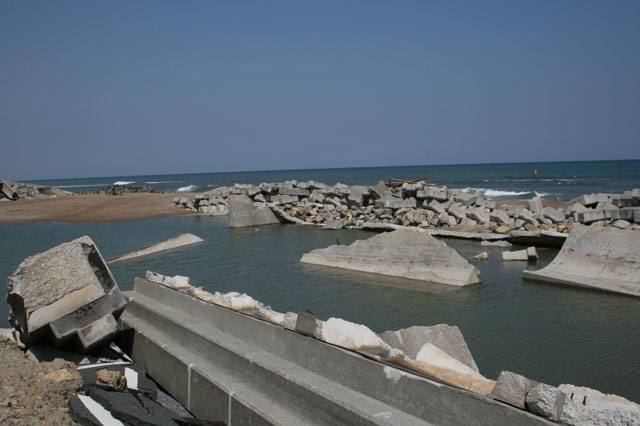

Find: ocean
<box><xmin>2</xmin><ymin>159</ymin><xmax>640</xmax><ymax>402</ymax></box>
<box><xmin>23</xmin><ymin>159</ymin><xmax>640</xmax><ymax>201</ymax></box>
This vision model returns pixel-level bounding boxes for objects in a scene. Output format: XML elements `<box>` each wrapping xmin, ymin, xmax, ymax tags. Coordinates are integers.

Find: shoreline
<box><xmin>0</xmin><ymin>192</ymin><xmax>196</xmax><ymax>224</ymax></box>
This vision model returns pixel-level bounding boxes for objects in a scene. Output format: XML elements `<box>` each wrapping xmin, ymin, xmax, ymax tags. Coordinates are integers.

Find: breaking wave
<box><xmin>113</xmin><ymin>181</ymin><xmax>136</xmax><ymax>185</ymax></box>
<box><xmin>484</xmin><ymin>189</ymin><xmax>529</xmax><ymax>197</ymax></box>
<box><xmin>145</xmin><ymin>181</ymin><xmax>176</xmax><ymax>184</ymax></box>
<box><xmin>176</xmin><ymin>185</ymin><xmax>196</xmax><ymax>192</ymax></box>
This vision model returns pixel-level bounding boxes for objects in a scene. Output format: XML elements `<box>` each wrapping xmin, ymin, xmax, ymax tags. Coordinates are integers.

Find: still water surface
<box><xmin>1</xmin><ymin>216</ymin><xmax>638</xmax><ymax>402</ymax></box>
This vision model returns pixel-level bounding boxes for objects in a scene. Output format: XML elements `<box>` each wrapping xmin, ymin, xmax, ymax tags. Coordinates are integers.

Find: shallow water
<box><xmin>1</xmin><ymin>216</ymin><xmax>639</xmax><ymax>402</ymax></box>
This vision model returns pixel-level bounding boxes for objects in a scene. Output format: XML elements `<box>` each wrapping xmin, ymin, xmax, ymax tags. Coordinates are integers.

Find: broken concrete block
<box><xmin>555</xmin><ymin>384</ymin><xmax>640</xmax><ymax>426</ymax></box>
<box><xmin>77</xmin><ymin>315</ymin><xmax>118</xmax><ymax>350</ymax></box>
<box><xmin>426</xmin><ymin>199</ymin><xmax>446</xmax><ymax>214</ymax></box>
<box><xmin>576</xmin><ymin>209</ymin><xmax>608</xmax><ymax>224</ymax></box>
<box><xmin>320</xmin><ymin>317</ymin><xmax>391</xmax><ymax>357</ymax></box>
<box><xmin>300</xmin><ymin>229</ymin><xmax>482</xmax><ymax>286</ymax></box>
<box><xmin>416</xmin><ymin>187</ymin><xmax>448</xmax><ymax>201</ymax></box>
<box><xmin>568</xmin><ymin>193</ymin><xmax>598</xmax><ymax>207</ymax></box>
<box><xmin>541</xmin><ymin>207</ymin><xmax>565</xmax><ymax>224</ymax></box>
<box><xmin>525</xmin><ymin>383</ymin><xmax>563</xmax><ymax>421</ymax></box>
<box><xmin>473</xmin><ymin>252</ymin><xmax>488</xmax><ymax>261</ymax></box>
<box><xmin>107</xmin><ymin>234</ymin><xmax>204</xmax><ymax>264</ymax></box>
<box><xmin>271</xmin><ymin>194</ymin><xmax>299</xmax><ymax>204</ymax></box>
<box><xmin>481</xmin><ymin>240</ymin><xmax>512</xmax><ymax>248</ymax></box>
<box><xmin>324</xmin><ymin>219</ymin><xmax>346</xmax><ymax>230</ymax></box>
<box><xmin>528</xmin><ymin>197</ymin><xmax>543</xmax><ymax>214</ymax></box>
<box><xmin>145</xmin><ymin>271</ymin><xmax>191</xmax><ymax>291</ymax></box>
<box><xmin>523</xmin><ymin>224</ymin><xmax>640</xmax><ymax>297</ymax></box>
<box><xmin>447</xmin><ymin>203</ymin><xmax>467</xmax><ymax>222</ymax></box>
<box><xmin>502</xmin><ymin>247</ymin><xmax>537</xmax><ymax>261</ymax></box>
<box><xmin>490</xmin><ymin>209</ymin><xmax>510</xmax><ymax>226</ymax></box>
<box><xmin>7</xmin><ymin>236</ymin><xmax>126</xmax><ymax>350</ymax></box>
<box><xmin>491</xmin><ymin>371</ymin><xmax>538</xmax><ymax>409</ymax></box>
<box><xmin>406</xmin><ymin>344</ymin><xmax>495</xmax><ymax>396</ymax></box>
<box><xmin>295</xmin><ymin>311</ymin><xmax>318</xmax><ymax>337</ymax></box>
<box><xmin>227</xmin><ymin>194</ymin><xmax>280</xmax><ymax>228</ymax></box>
<box><xmin>467</xmin><ymin>207</ymin><xmax>490</xmax><ymax>224</ymax></box>
<box><xmin>378</xmin><ymin>324</ymin><xmax>479</xmax><ymax>372</ymax></box>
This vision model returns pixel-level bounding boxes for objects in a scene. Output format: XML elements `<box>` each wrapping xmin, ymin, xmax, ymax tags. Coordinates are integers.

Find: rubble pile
<box><xmin>92</xmin><ymin>185</ymin><xmax>170</xmax><ymax>195</ymax></box>
<box><xmin>0</xmin><ymin>177</ymin><xmax>72</xmax><ymax>200</ymax></box>
<box><xmin>174</xmin><ymin>180</ymin><xmax>640</xmax><ymax>233</ymax></box>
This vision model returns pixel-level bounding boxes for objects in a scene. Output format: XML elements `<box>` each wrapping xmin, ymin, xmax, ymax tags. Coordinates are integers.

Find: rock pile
<box><xmin>174</xmin><ymin>180</ymin><xmax>640</xmax><ymax>233</ymax></box>
<box><xmin>0</xmin><ymin>178</ymin><xmax>72</xmax><ymax>200</ymax></box>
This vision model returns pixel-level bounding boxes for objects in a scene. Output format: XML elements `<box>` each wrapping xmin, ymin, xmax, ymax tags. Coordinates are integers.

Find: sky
<box><xmin>1</xmin><ymin>1</ymin><xmax>639</xmax><ymax>180</ymax></box>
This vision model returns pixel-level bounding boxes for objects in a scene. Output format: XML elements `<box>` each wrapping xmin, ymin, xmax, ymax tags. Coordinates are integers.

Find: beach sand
<box><xmin>0</xmin><ymin>193</ymin><xmax>195</xmax><ymax>224</ymax></box>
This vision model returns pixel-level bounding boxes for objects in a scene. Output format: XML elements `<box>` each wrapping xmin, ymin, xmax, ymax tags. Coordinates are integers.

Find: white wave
<box><xmin>113</xmin><ymin>181</ymin><xmax>136</xmax><ymax>185</ymax></box>
<box><xmin>534</xmin><ymin>192</ymin><xmax>549</xmax><ymax>197</ymax></box>
<box><xmin>484</xmin><ymin>189</ymin><xmax>530</xmax><ymax>197</ymax></box>
<box><xmin>176</xmin><ymin>184</ymin><xmax>196</xmax><ymax>192</ymax></box>
<box><xmin>145</xmin><ymin>181</ymin><xmax>176</xmax><ymax>184</ymax></box>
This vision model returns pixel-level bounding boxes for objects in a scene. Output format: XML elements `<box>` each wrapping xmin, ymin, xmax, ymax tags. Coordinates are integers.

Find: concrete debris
<box><xmin>502</xmin><ymin>247</ymin><xmax>538</xmax><ymax>261</ymax></box>
<box><xmin>481</xmin><ymin>240</ymin><xmax>512</xmax><ymax>247</ymax></box>
<box><xmin>491</xmin><ymin>371</ymin><xmax>538</xmax><ymax>409</ymax></box>
<box><xmin>523</xmin><ymin>224</ymin><xmax>640</xmax><ymax>297</ymax></box>
<box><xmin>473</xmin><ymin>252</ymin><xmax>489</xmax><ymax>261</ymax></box>
<box><xmin>146</xmin><ymin>271</ymin><xmax>192</xmax><ymax>290</ymax></box>
<box><xmin>174</xmin><ymin>180</ymin><xmax>640</xmax><ymax>244</ymax></box>
<box><xmin>378</xmin><ymin>324</ymin><xmax>479</xmax><ymax>372</ymax></box>
<box><xmin>300</xmin><ymin>229</ymin><xmax>482</xmax><ymax>286</ymax></box>
<box><xmin>107</xmin><ymin>233</ymin><xmax>204</xmax><ymax>264</ymax></box>
<box><xmin>227</xmin><ymin>194</ymin><xmax>280</xmax><ymax>228</ymax></box>
<box><xmin>320</xmin><ymin>318</ymin><xmax>391</xmax><ymax>357</ymax></box>
<box><xmin>0</xmin><ymin>177</ymin><xmax>73</xmax><ymax>200</ymax></box>
<box><xmin>7</xmin><ymin>236</ymin><xmax>126</xmax><ymax>351</ymax></box>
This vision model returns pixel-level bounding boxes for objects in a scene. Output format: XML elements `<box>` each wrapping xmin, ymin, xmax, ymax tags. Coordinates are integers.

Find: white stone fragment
<box><xmin>146</xmin><ymin>271</ymin><xmax>191</xmax><ymax>290</ymax></box>
<box><xmin>320</xmin><ymin>318</ymin><xmax>391</xmax><ymax>357</ymax></box>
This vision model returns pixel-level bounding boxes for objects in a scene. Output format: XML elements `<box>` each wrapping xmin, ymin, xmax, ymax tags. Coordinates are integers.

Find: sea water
<box><xmin>23</xmin><ymin>159</ymin><xmax>640</xmax><ymax>201</ymax></box>
<box><xmin>2</xmin><ymin>160</ymin><xmax>640</xmax><ymax>402</ymax></box>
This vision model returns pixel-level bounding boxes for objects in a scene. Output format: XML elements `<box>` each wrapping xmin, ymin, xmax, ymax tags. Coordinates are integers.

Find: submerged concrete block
<box><xmin>7</xmin><ymin>236</ymin><xmax>125</xmax><ymax>350</ymax></box>
<box><xmin>502</xmin><ymin>247</ymin><xmax>537</xmax><ymax>261</ymax></box>
<box><xmin>379</xmin><ymin>325</ymin><xmax>478</xmax><ymax>372</ymax></box>
<box><xmin>300</xmin><ymin>229</ymin><xmax>482</xmax><ymax>286</ymax></box>
<box><xmin>107</xmin><ymin>234</ymin><xmax>204</xmax><ymax>264</ymax></box>
<box><xmin>523</xmin><ymin>224</ymin><xmax>640</xmax><ymax>297</ymax></box>
<box><xmin>227</xmin><ymin>194</ymin><xmax>280</xmax><ymax>228</ymax></box>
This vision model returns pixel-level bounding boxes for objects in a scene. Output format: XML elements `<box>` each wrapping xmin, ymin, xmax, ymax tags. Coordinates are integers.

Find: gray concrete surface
<box><xmin>523</xmin><ymin>224</ymin><xmax>640</xmax><ymax>297</ymax></box>
<box><xmin>119</xmin><ymin>278</ymin><xmax>553</xmax><ymax>426</ymax></box>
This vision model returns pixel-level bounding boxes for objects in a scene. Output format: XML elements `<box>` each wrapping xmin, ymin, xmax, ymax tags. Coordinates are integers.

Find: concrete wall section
<box><xmin>119</xmin><ymin>279</ymin><xmax>552</xmax><ymax>426</ymax></box>
<box><xmin>523</xmin><ymin>224</ymin><xmax>640</xmax><ymax>297</ymax></box>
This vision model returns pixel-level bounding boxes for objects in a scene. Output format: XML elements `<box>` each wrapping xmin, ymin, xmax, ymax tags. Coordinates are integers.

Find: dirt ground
<box><xmin>0</xmin><ymin>337</ymin><xmax>81</xmax><ymax>425</ymax></box>
<box><xmin>0</xmin><ymin>193</ymin><xmax>196</xmax><ymax>224</ymax></box>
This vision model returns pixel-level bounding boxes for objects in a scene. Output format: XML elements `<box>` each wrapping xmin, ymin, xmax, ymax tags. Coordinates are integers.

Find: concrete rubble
<box><xmin>502</xmin><ymin>247</ymin><xmax>538</xmax><ymax>261</ymax></box>
<box><xmin>523</xmin><ymin>224</ymin><xmax>640</xmax><ymax>297</ymax></box>
<box><xmin>0</xmin><ymin>177</ymin><xmax>73</xmax><ymax>200</ymax></box>
<box><xmin>107</xmin><ymin>233</ymin><xmax>204</xmax><ymax>264</ymax></box>
<box><xmin>7</xmin><ymin>236</ymin><xmax>127</xmax><ymax>351</ymax></box>
<box><xmin>299</xmin><ymin>229</ymin><xmax>482</xmax><ymax>286</ymax></box>
<box><xmin>227</xmin><ymin>193</ymin><xmax>281</xmax><ymax>228</ymax></box>
<box><xmin>174</xmin><ymin>179</ymin><xmax>640</xmax><ymax>247</ymax></box>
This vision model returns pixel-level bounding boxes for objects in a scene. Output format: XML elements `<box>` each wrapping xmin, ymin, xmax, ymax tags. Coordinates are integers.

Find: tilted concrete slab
<box><xmin>300</xmin><ymin>229</ymin><xmax>482</xmax><ymax>286</ymax></box>
<box><xmin>107</xmin><ymin>233</ymin><xmax>204</xmax><ymax>265</ymax></box>
<box><xmin>227</xmin><ymin>194</ymin><xmax>281</xmax><ymax>228</ymax></box>
<box><xmin>523</xmin><ymin>224</ymin><xmax>640</xmax><ymax>297</ymax></box>
<box><xmin>119</xmin><ymin>278</ymin><xmax>552</xmax><ymax>426</ymax></box>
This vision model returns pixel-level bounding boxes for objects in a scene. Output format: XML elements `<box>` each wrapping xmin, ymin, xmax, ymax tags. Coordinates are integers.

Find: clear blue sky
<box><xmin>2</xmin><ymin>1</ymin><xmax>639</xmax><ymax>180</ymax></box>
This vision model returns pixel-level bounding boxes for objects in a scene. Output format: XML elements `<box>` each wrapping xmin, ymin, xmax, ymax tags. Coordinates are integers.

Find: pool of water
<box><xmin>1</xmin><ymin>216</ymin><xmax>638</xmax><ymax>402</ymax></box>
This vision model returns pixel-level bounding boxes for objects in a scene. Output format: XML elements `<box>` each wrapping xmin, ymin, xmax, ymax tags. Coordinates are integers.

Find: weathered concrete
<box><xmin>502</xmin><ymin>247</ymin><xmax>537</xmax><ymax>261</ymax></box>
<box><xmin>7</xmin><ymin>236</ymin><xmax>126</xmax><ymax>350</ymax></box>
<box><xmin>119</xmin><ymin>278</ymin><xmax>552</xmax><ymax>425</ymax></box>
<box><xmin>379</xmin><ymin>325</ymin><xmax>479</xmax><ymax>372</ymax></box>
<box><xmin>491</xmin><ymin>371</ymin><xmax>538</xmax><ymax>409</ymax></box>
<box><xmin>300</xmin><ymin>229</ymin><xmax>482</xmax><ymax>286</ymax></box>
<box><xmin>227</xmin><ymin>194</ymin><xmax>280</xmax><ymax>228</ymax></box>
<box><xmin>523</xmin><ymin>224</ymin><xmax>640</xmax><ymax>297</ymax></box>
<box><xmin>107</xmin><ymin>234</ymin><xmax>204</xmax><ymax>265</ymax></box>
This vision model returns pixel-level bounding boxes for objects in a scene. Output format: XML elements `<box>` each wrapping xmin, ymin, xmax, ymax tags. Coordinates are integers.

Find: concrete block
<box><xmin>108</xmin><ymin>234</ymin><xmax>204</xmax><ymax>264</ymax></box>
<box><xmin>426</xmin><ymin>199</ymin><xmax>446</xmax><ymax>214</ymax></box>
<box><xmin>528</xmin><ymin>197</ymin><xmax>543</xmax><ymax>214</ymax></box>
<box><xmin>481</xmin><ymin>240</ymin><xmax>512</xmax><ymax>248</ymax></box>
<box><xmin>503</xmin><ymin>247</ymin><xmax>537</xmax><ymax>261</ymax></box>
<box><xmin>379</xmin><ymin>325</ymin><xmax>479</xmax><ymax>372</ymax></box>
<box><xmin>467</xmin><ymin>207</ymin><xmax>490</xmax><ymax>224</ymax></box>
<box><xmin>525</xmin><ymin>383</ymin><xmax>563</xmax><ymax>421</ymax></box>
<box><xmin>416</xmin><ymin>187</ymin><xmax>448</xmax><ymax>201</ymax></box>
<box><xmin>271</xmin><ymin>194</ymin><xmax>299</xmax><ymax>204</ymax></box>
<box><xmin>576</xmin><ymin>209</ymin><xmax>608</xmax><ymax>224</ymax></box>
<box><xmin>490</xmin><ymin>209</ymin><xmax>511</xmax><ymax>226</ymax></box>
<box><xmin>568</xmin><ymin>193</ymin><xmax>597</xmax><ymax>207</ymax></box>
<box><xmin>491</xmin><ymin>371</ymin><xmax>538</xmax><ymax>409</ymax></box>
<box><xmin>227</xmin><ymin>194</ymin><xmax>280</xmax><ymax>228</ymax></box>
<box><xmin>555</xmin><ymin>384</ymin><xmax>640</xmax><ymax>426</ymax></box>
<box><xmin>375</xmin><ymin>198</ymin><xmax>416</xmax><ymax>209</ymax></box>
<box><xmin>301</xmin><ymin>229</ymin><xmax>481</xmax><ymax>286</ymax></box>
<box><xmin>523</xmin><ymin>224</ymin><xmax>640</xmax><ymax>297</ymax></box>
<box><xmin>448</xmin><ymin>203</ymin><xmax>467</xmax><ymax>222</ymax></box>
<box><xmin>77</xmin><ymin>315</ymin><xmax>118</xmax><ymax>352</ymax></box>
<box><xmin>295</xmin><ymin>312</ymin><xmax>317</xmax><ymax>337</ymax></box>
<box><xmin>541</xmin><ymin>207</ymin><xmax>565</xmax><ymax>224</ymax></box>
<box><xmin>323</xmin><ymin>219</ymin><xmax>346</xmax><ymax>230</ymax></box>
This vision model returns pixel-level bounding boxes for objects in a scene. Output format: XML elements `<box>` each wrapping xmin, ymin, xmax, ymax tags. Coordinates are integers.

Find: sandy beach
<box><xmin>0</xmin><ymin>193</ymin><xmax>195</xmax><ymax>224</ymax></box>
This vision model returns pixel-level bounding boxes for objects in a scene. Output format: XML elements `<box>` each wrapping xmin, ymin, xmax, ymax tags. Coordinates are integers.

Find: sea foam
<box><xmin>113</xmin><ymin>181</ymin><xmax>136</xmax><ymax>185</ymax></box>
<box><xmin>177</xmin><ymin>185</ymin><xmax>196</xmax><ymax>193</ymax></box>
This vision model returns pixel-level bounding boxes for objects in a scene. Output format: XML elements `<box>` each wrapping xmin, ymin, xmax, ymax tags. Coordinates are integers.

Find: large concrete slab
<box><xmin>119</xmin><ymin>278</ymin><xmax>551</xmax><ymax>426</ymax></box>
<box><xmin>107</xmin><ymin>234</ymin><xmax>204</xmax><ymax>264</ymax></box>
<box><xmin>300</xmin><ymin>229</ymin><xmax>482</xmax><ymax>286</ymax></box>
<box><xmin>227</xmin><ymin>194</ymin><xmax>281</xmax><ymax>228</ymax></box>
<box><xmin>523</xmin><ymin>224</ymin><xmax>640</xmax><ymax>297</ymax></box>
